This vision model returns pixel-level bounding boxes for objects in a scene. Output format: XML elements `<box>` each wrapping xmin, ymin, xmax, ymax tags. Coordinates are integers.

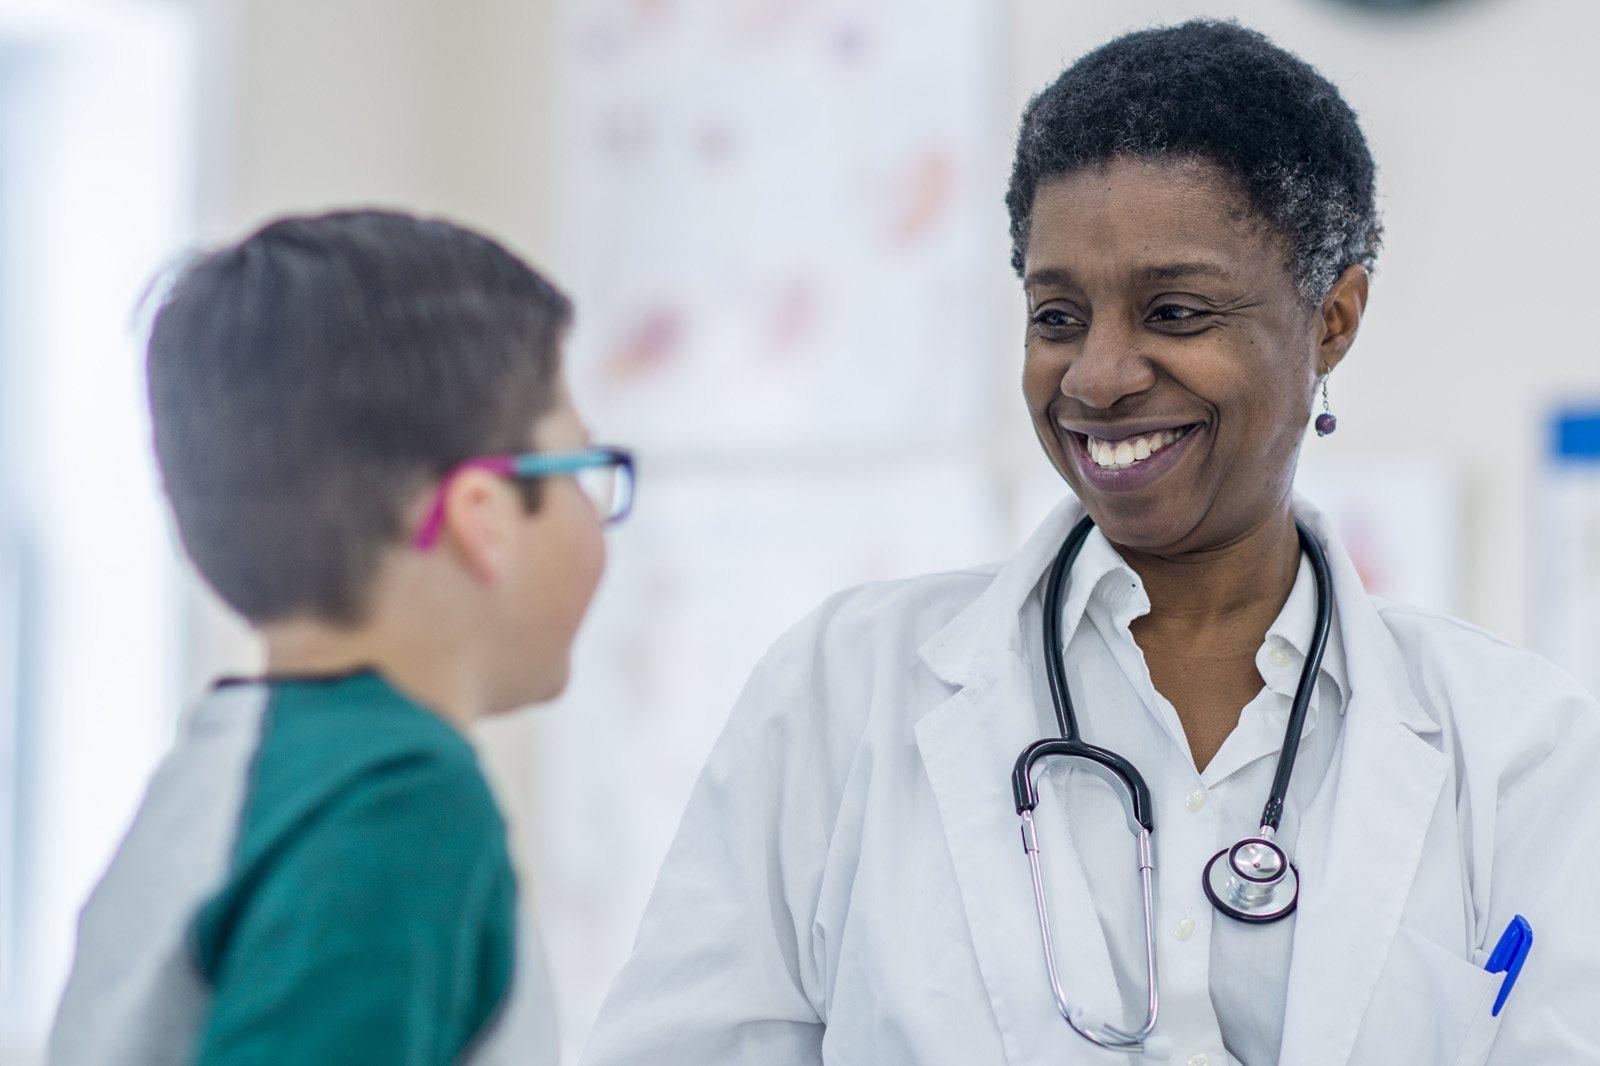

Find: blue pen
<box><xmin>1485</xmin><ymin>915</ymin><xmax>1533</xmax><ymax>1017</ymax></box>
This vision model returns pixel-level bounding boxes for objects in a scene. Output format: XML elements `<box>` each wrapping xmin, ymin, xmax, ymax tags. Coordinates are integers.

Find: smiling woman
<box><xmin>1010</xmin><ymin>16</ymin><xmax>1378</xmax><ymax>558</ymax></box>
<box><xmin>1020</xmin><ymin>157</ymin><xmax>1368</xmax><ymax>550</ymax></box>
<box><xmin>578</xmin><ymin>19</ymin><xmax>1600</xmax><ymax>1066</ymax></box>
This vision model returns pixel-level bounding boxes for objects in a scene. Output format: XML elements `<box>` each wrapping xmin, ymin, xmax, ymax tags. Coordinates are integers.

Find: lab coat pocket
<box><xmin>1348</xmin><ymin>924</ymin><xmax>1502</xmax><ymax>1066</ymax></box>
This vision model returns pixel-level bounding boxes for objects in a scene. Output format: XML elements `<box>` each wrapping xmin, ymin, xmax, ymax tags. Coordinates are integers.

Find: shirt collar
<box><xmin>919</xmin><ymin>493</ymin><xmax>1436</xmax><ymax>736</ymax></box>
<box><xmin>1055</xmin><ymin>525</ymin><xmax>1349</xmax><ymax>715</ymax></box>
<box><xmin>1258</xmin><ymin>554</ymin><xmax>1349</xmax><ymax>712</ymax></box>
<box><xmin>1058</xmin><ymin>524</ymin><xmax>1147</xmax><ymax>643</ymax></box>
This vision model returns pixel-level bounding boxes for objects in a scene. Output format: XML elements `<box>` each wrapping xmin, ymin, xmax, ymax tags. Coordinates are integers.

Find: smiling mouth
<box><xmin>1062</xmin><ymin>424</ymin><xmax>1200</xmax><ymax>472</ymax></box>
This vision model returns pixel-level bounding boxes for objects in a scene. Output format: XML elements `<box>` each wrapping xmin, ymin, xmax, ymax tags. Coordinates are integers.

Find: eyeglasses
<box><xmin>413</xmin><ymin>446</ymin><xmax>636</xmax><ymax>550</ymax></box>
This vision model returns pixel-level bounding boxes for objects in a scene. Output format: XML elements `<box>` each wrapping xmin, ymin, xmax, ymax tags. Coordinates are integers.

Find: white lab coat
<box><xmin>580</xmin><ymin>497</ymin><xmax>1600</xmax><ymax>1065</ymax></box>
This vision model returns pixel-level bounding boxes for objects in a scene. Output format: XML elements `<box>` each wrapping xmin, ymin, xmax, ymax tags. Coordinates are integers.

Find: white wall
<box><xmin>193</xmin><ymin>0</ymin><xmax>563</xmax><ymax>245</ymax></box>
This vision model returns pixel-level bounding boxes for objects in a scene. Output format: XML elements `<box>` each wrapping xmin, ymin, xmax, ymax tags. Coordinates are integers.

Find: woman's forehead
<box><xmin>1023</xmin><ymin>158</ymin><xmax>1279</xmax><ymax>285</ymax></box>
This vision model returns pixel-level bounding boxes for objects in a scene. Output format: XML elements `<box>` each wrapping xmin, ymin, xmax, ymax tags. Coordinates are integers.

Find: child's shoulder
<box><xmin>205</xmin><ymin>671</ymin><xmax>509</xmax><ymax>905</ymax></box>
<box><xmin>191</xmin><ymin>673</ymin><xmax>517</xmax><ymax>1022</ymax></box>
<box><xmin>240</xmin><ymin>670</ymin><xmax>500</xmax><ymax>829</ymax></box>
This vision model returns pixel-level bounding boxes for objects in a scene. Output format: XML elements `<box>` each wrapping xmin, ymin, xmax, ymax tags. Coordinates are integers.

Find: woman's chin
<box><xmin>1093</xmin><ymin>508</ymin><xmax>1188</xmax><ymax>553</ymax></box>
<box><xmin>1065</xmin><ymin>485</ymin><xmax>1209</xmax><ymax>554</ymax></box>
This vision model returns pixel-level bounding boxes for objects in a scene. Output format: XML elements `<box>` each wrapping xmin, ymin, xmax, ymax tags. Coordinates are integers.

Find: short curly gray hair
<box><xmin>1007</xmin><ymin>20</ymin><xmax>1384</xmax><ymax>303</ymax></box>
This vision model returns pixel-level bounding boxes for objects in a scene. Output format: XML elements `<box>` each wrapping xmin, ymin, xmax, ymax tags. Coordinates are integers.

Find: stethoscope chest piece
<box><xmin>1202</xmin><ymin>835</ymin><xmax>1299</xmax><ymax>923</ymax></box>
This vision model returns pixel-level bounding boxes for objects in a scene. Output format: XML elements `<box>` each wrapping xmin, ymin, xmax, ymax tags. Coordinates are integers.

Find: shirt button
<box><xmin>1187</xmin><ymin>1054</ymin><xmax>1209</xmax><ymax>1066</ymax></box>
<box><xmin>1185</xmin><ymin>788</ymin><xmax>1206</xmax><ymax>812</ymax></box>
<box><xmin>1268</xmin><ymin>646</ymin><xmax>1292</xmax><ymax>668</ymax></box>
<box><xmin>1174</xmin><ymin>916</ymin><xmax>1196</xmax><ymax>940</ymax></box>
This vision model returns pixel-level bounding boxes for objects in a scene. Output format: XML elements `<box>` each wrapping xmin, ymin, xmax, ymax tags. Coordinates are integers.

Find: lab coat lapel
<box><xmin>915</xmin><ymin>647</ymin><xmax>1128</xmax><ymax>1066</ymax></box>
<box><xmin>916</xmin><ymin>497</ymin><xmax>1126</xmax><ymax>1063</ymax></box>
<box><xmin>1277</xmin><ymin>503</ymin><xmax>1448</xmax><ymax>1066</ymax></box>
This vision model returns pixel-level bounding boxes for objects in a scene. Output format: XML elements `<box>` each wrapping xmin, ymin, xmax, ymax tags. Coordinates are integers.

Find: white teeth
<box><xmin>1079</xmin><ymin>426</ymin><xmax>1191</xmax><ymax>471</ymax></box>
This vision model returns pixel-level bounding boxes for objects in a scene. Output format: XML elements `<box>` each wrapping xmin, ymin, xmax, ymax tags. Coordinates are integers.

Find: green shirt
<box><xmin>192</xmin><ymin>673</ymin><xmax>515</xmax><ymax>1063</ymax></box>
<box><xmin>47</xmin><ymin>671</ymin><xmax>555</xmax><ymax>1066</ymax></box>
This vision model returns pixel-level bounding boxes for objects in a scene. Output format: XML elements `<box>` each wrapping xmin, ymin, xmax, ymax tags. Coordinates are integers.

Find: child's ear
<box><xmin>439</xmin><ymin>470</ymin><xmax>519</xmax><ymax>582</ymax></box>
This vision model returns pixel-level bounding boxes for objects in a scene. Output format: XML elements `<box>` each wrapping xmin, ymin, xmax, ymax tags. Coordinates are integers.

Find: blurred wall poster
<box><xmin>1532</xmin><ymin>407</ymin><xmax>1600</xmax><ymax>696</ymax></box>
<box><xmin>562</xmin><ymin>0</ymin><xmax>997</xmax><ymax>453</ymax></box>
<box><xmin>541</xmin><ymin>0</ymin><xmax>1002</xmax><ymax>1053</ymax></box>
<box><xmin>1293</xmin><ymin>456</ymin><xmax>1465</xmax><ymax>616</ymax></box>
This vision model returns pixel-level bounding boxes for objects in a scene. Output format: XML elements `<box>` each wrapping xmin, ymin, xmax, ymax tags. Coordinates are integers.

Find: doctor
<box><xmin>581</xmin><ymin>21</ymin><xmax>1600</xmax><ymax>1066</ymax></box>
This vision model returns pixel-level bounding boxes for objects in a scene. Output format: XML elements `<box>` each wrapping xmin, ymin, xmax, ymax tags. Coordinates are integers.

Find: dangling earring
<box><xmin>1314</xmin><ymin>370</ymin><xmax>1338</xmax><ymax>437</ymax></box>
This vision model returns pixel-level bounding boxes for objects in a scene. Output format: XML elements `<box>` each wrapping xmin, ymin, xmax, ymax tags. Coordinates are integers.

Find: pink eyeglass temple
<box><xmin>412</xmin><ymin>456</ymin><xmax>518</xmax><ymax>550</ymax></box>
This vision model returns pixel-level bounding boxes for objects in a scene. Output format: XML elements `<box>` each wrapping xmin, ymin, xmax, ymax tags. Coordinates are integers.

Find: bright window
<box><xmin>0</xmin><ymin>3</ymin><xmax>191</xmax><ymax>1059</ymax></box>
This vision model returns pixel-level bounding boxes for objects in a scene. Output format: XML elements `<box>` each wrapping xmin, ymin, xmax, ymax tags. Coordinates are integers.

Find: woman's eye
<box><xmin>1148</xmin><ymin>304</ymin><xmax>1210</xmax><ymax>325</ymax></box>
<box><xmin>1031</xmin><ymin>308</ymin><xmax>1082</xmax><ymax>329</ymax></box>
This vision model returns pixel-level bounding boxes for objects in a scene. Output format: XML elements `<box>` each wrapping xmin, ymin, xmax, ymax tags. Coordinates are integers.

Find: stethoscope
<box><xmin>1010</xmin><ymin>514</ymin><xmax>1333</xmax><ymax>1055</ymax></box>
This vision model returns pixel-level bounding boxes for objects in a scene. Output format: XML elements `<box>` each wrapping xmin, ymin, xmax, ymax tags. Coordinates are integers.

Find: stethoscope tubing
<box><xmin>1013</xmin><ymin>512</ymin><xmax>1334</xmax><ymax>1052</ymax></box>
<box><xmin>1261</xmin><ymin>521</ymin><xmax>1333</xmax><ymax>832</ymax></box>
<box><xmin>1038</xmin><ymin>514</ymin><xmax>1332</xmax><ymax>836</ymax></box>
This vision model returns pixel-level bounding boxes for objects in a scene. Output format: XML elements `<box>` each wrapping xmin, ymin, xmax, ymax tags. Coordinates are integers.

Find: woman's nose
<box><xmin>1059</xmin><ymin>322</ymin><xmax>1156</xmax><ymax>410</ymax></box>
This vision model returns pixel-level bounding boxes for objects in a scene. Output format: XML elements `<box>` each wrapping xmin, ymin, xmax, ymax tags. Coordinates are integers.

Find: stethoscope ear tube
<box><xmin>1012</xmin><ymin>738</ymin><xmax>1155</xmax><ymax>835</ymax></box>
<box><xmin>1013</xmin><ymin>738</ymin><xmax>1161</xmax><ymax>1054</ymax></box>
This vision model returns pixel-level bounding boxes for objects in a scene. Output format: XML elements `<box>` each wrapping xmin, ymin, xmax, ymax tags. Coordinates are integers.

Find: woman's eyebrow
<box><xmin>1137</xmin><ymin>261</ymin><xmax>1233</xmax><ymax>283</ymax></box>
<box><xmin>1022</xmin><ymin>266</ymin><xmax>1077</xmax><ymax>291</ymax></box>
<box><xmin>1024</xmin><ymin>262</ymin><xmax>1235</xmax><ymax>291</ymax></box>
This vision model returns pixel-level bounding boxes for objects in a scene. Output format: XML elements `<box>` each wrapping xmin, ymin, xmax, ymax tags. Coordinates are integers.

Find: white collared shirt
<box><xmin>1029</xmin><ymin>527</ymin><xmax>1347</xmax><ymax>1065</ymax></box>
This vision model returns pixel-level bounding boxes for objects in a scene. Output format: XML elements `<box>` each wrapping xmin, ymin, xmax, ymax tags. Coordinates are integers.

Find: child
<box><xmin>47</xmin><ymin>210</ymin><xmax>632</xmax><ymax>1065</ymax></box>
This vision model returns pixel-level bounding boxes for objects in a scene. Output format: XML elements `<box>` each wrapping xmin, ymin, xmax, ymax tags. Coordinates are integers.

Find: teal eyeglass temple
<box><xmin>413</xmin><ymin>447</ymin><xmax>636</xmax><ymax>550</ymax></box>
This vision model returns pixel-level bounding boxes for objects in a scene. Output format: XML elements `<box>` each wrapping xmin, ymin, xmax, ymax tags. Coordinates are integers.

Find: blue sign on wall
<box><xmin>1553</xmin><ymin>407</ymin><xmax>1600</xmax><ymax>464</ymax></box>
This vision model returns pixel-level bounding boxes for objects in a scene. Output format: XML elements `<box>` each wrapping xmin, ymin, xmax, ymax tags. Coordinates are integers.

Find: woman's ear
<box><xmin>439</xmin><ymin>469</ymin><xmax>518</xmax><ymax>582</ymax></box>
<box><xmin>1317</xmin><ymin>263</ymin><xmax>1370</xmax><ymax>373</ymax></box>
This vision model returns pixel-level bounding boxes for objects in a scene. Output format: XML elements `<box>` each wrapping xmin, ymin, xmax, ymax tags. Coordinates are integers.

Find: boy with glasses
<box><xmin>48</xmin><ymin>210</ymin><xmax>632</xmax><ymax>1065</ymax></box>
